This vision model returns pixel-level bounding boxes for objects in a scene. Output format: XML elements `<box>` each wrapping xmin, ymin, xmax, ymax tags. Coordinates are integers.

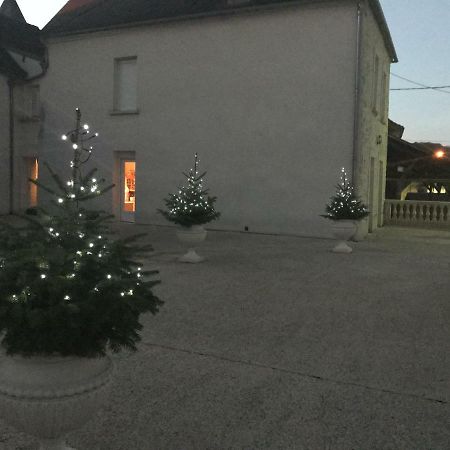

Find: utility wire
<box><xmin>390</xmin><ymin>73</ymin><xmax>450</xmax><ymax>94</ymax></box>
<box><xmin>391</xmin><ymin>86</ymin><xmax>450</xmax><ymax>91</ymax></box>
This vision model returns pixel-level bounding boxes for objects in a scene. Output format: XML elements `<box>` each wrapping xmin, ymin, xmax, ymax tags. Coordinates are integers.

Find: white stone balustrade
<box><xmin>384</xmin><ymin>200</ymin><xmax>450</xmax><ymax>228</ymax></box>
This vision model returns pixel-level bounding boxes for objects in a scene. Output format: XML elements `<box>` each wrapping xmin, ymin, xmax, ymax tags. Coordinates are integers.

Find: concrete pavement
<box><xmin>1</xmin><ymin>224</ymin><xmax>449</xmax><ymax>449</ymax></box>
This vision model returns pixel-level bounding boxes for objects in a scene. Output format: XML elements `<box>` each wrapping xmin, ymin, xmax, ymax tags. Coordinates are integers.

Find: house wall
<box><xmin>0</xmin><ymin>76</ymin><xmax>10</xmax><ymax>214</ymax></box>
<box><xmin>38</xmin><ymin>1</ymin><xmax>359</xmax><ymax>237</ymax></box>
<box><xmin>353</xmin><ymin>0</ymin><xmax>393</xmax><ymax>237</ymax></box>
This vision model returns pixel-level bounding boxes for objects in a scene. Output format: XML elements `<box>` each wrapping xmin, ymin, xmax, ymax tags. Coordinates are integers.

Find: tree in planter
<box><xmin>0</xmin><ymin>108</ymin><xmax>163</xmax><ymax>356</ymax></box>
<box><xmin>322</xmin><ymin>168</ymin><xmax>369</xmax><ymax>221</ymax></box>
<box><xmin>0</xmin><ymin>109</ymin><xmax>163</xmax><ymax>449</ymax></box>
<box><xmin>321</xmin><ymin>168</ymin><xmax>369</xmax><ymax>253</ymax></box>
<box><xmin>158</xmin><ymin>153</ymin><xmax>220</xmax><ymax>262</ymax></box>
<box><xmin>158</xmin><ymin>152</ymin><xmax>220</xmax><ymax>227</ymax></box>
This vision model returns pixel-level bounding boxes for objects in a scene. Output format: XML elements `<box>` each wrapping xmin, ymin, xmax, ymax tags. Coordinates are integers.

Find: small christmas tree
<box><xmin>158</xmin><ymin>153</ymin><xmax>220</xmax><ymax>227</ymax></box>
<box><xmin>322</xmin><ymin>168</ymin><xmax>369</xmax><ymax>221</ymax></box>
<box><xmin>0</xmin><ymin>109</ymin><xmax>163</xmax><ymax>357</ymax></box>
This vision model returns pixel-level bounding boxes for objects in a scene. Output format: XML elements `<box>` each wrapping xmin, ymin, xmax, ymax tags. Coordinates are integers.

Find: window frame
<box><xmin>112</xmin><ymin>56</ymin><xmax>139</xmax><ymax>115</ymax></box>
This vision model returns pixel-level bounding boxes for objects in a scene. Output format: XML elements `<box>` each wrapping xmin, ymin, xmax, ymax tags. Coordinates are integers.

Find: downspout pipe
<box><xmin>8</xmin><ymin>79</ymin><xmax>14</xmax><ymax>215</ymax></box>
<box><xmin>352</xmin><ymin>0</ymin><xmax>363</xmax><ymax>187</ymax></box>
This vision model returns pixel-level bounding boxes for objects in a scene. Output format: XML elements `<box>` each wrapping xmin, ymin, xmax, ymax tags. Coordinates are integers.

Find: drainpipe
<box><xmin>352</xmin><ymin>1</ymin><xmax>363</xmax><ymax>188</ymax></box>
<box><xmin>8</xmin><ymin>79</ymin><xmax>15</xmax><ymax>215</ymax></box>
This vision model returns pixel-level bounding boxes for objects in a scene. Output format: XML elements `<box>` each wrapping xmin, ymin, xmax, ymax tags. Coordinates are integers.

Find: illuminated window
<box><xmin>27</xmin><ymin>158</ymin><xmax>38</xmax><ymax>207</ymax></box>
<box><xmin>123</xmin><ymin>161</ymin><xmax>135</xmax><ymax>212</ymax></box>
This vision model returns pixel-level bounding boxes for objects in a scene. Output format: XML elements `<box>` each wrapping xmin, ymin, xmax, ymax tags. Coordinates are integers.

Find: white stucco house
<box><xmin>0</xmin><ymin>0</ymin><xmax>46</xmax><ymax>216</ymax></box>
<box><xmin>7</xmin><ymin>0</ymin><xmax>397</xmax><ymax>238</ymax></box>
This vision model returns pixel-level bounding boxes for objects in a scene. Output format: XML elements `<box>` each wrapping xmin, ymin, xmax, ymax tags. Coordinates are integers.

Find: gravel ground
<box><xmin>1</xmin><ymin>224</ymin><xmax>449</xmax><ymax>450</ymax></box>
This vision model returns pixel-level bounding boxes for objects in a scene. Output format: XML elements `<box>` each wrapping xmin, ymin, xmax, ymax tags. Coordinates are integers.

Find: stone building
<box><xmin>8</xmin><ymin>0</ymin><xmax>397</xmax><ymax>237</ymax></box>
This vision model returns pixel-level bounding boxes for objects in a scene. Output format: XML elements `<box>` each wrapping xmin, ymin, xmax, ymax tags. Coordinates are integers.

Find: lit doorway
<box><xmin>24</xmin><ymin>157</ymin><xmax>38</xmax><ymax>209</ymax></box>
<box><xmin>120</xmin><ymin>160</ymin><xmax>136</xmax><ymax>222</ymax></box>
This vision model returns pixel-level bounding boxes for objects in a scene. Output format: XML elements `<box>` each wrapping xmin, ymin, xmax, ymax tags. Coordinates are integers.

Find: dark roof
<box><xmin>0</xmin><ymin>47</ymin><xmax>27</xmax><ymax>78</ymax></box>
<box><xmin>0</xmin><ymin>0</ymin><xmax>26</xmax><ymax>22</ymax></box>
<box><xmin>44</xmin><ymin>0</ymin><xmax>397</xmax><ymax>62</ymax></box>
<box><xmin>0</xmin><ymin>2</ymin><xmax>46</xmax><ymax>79</ymax></box>
<box><xmin>0</xmin><ymin>14</ymin><xmax>46</xmax><ymax>60</ymax></box>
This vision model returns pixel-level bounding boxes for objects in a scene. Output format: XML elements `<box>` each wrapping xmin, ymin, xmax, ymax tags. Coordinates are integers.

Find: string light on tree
<box><xmin>322</xmin><ymin>168</ymin><xmax>369</xmax><ymax>220</ymax></box>
<box><xmin>0</xmin><ymin>108</ymin><xmax>163</xmax><ymax>357</ymax></box>
<box><xmin>158</xmin><ymin>153</ymin><xmax>220</xmax><ymax>227</ymax></box>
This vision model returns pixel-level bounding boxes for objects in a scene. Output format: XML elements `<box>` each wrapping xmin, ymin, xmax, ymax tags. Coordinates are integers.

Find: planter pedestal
<box><xmin>176</xmin><ymin>225</ymin><xmax>207</xmax><ymax>263</ymax></box>
<box><xmin>331</xmin><ymin>220</ymin><xmax>357</xmax><ymax>253</ymax></box>
<box><xmin>0</xmin><ymin>355</ymin><xmax>113</xmax><ymax>450</ymax></box>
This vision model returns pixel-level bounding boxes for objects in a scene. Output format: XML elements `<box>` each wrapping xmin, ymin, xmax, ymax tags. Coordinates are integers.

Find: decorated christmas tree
<box><xmin>0</xmin><ymin>109</ymin><xmax>163</xmax><ymax>357</ymax></box>
<box><xmin>322</xmin><ymin>168</ymin><xmax>369</xmax><ymax>221</ymax></box>
<box><xmin>158</xmin><ymin>153</ymin><xmax>220</xmax><ymax>227</ymax></box>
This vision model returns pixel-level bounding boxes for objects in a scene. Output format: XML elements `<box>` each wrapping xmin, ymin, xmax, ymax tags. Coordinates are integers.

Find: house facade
<box><xmin>12</xmin><ymin>0</ymin><xmax>397</xmax><ymax>237</ymax></box>
<box><xmin>0</xmin><ymin>0</ymin><xmax>46</xmax><ymax>215</ymax></box>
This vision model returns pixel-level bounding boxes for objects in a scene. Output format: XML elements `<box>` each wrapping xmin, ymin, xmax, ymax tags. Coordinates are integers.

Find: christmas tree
<box><xmin>0</xmin><ymin>109</ymin><xmax>163</xmax><ymax>357</ymax></box>
<box><xmin>322</xmin><ymin>168</ymin><xmax>369</xmax><ymax>220</ymax></box>
<box><xmin>158</xmin><ymin>153</ymin><xmax>220</xmax><ymax>227</ymax></box>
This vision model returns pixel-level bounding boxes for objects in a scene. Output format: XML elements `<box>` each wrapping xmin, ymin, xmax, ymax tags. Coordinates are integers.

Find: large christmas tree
<box><xmin>158</xmin><ymin>153</ymin><xmax>220</xmax><ymax>227</ymax></box>
<box><xmin>0</xmin><ymin>109</ymin><xmax>163</xmax><ymax>357</ymax></box>
<box><xmin>322</xmin><ymin>168</ymin><xmax>369</xmax><ymax>221</ymax></box>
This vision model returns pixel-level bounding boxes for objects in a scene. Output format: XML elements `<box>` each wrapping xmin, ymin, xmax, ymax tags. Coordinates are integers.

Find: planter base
<box><xmin>39</xmin><ymin>438</ymin><xmax>75</xmax><ymax>450</ymax></box>
<box><xmin>178</xmin><ymin>249</ymin><xmax>205</xmax><ymax>263</ymax></box>
<box><xmin>332</xmin><ymin>241</ymin><xmax>353</xmax><ymax>254</ymax></box>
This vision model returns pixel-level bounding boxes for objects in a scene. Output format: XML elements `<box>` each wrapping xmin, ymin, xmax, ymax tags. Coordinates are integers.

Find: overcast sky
<box><xmin>3</xmin><ymin>0</ymin><xmax>450</xmax><ymax>145</ymax></box>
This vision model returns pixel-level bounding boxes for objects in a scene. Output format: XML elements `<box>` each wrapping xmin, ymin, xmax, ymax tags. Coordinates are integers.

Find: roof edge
<box><xmin>368</xmin><ymin>0</ymin><xmax>398</xmax><ymax>63</ymax></box>
<box><xmin>43</xmin><ymin>0</ymin><xmax>396</xmax><ymax>57</ymax></box>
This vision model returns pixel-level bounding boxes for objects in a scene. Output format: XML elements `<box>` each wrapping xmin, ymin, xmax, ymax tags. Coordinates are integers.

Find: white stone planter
<box><xmin>176</xmin><ymin>225</ymin><xmax>207</xmax><ymax>263</ymax></box>
<box><xmin>0</xmin><ymin>354</ymin><xmax>113</xmax><ymax>450</ymax></box>
<box><xmin>330</xmin><ymin>220</ymin><xmax>358</xmax><ymax>253</ymax></box>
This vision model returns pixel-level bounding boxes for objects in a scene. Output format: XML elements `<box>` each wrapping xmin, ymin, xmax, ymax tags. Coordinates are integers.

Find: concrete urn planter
<box><xmin>176</xmin><ymin>225</ymin><xmax>207</xmax><ymax>263</ymax></box>
<box><xmin>0</xmin><ymin>354</ymin><xmax>113</xmax><ymax>450</ymax></box>
<box><xmin>331</xmin><ymin>220</ymin><xmax>358</xmax><ymax>253</ymax></box>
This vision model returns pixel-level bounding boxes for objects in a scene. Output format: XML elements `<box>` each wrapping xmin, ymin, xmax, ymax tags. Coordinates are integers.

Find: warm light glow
<box><xmin>435</xmin><ymin>149</ymin><xmax>445</xmax><ymax>159</ymax></box>
<box><xmin>123</xmin><ymin>161</ymin><xmax>136</xmax><ymax>213</ymax></box>
<box><xmin>28</xmin><ymin>158</ymin><xmax>38</xmax><ymax>208</ymax></box>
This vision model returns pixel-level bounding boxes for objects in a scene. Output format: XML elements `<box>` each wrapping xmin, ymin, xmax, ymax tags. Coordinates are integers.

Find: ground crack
<box><xmin>142</xmin><ymin>341</ymin><xmax>448</xmax><ymax>406</ymax></box>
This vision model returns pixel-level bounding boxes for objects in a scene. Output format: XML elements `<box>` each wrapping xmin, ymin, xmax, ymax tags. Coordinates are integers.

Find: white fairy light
<box><xmin>58</xmin><ymin>198</ymin><xmax>64</xmax><ymax>204</ymax></box>
<box><xmin>107</xmin><ymin>274</ymin><xmax>112</xmax><ymax>279</ymax></box>
<box><xmin>120</xmin><ymin>292</ymin><xmax>125</xmax><ymax>297</ymax></box>
<box><xmin>83</xmin><ymin>124</ymin><xmax>89</xmax><ymax>130</ymax></box>
<box><xmin>62</xmin><ymin>134</ymin><xmax>67</xmax><ymax>141</ymax></box>
<box><xmin>64</xmin><ymin>295</ymin><xmax>70</xmax><ymax>300</ymax></box>
<box><xmin>89</xmin><ymin>243</ymin><xmax>94</xmax><ymax>248</ymax></box>
<box><xmin>73</xmin><ymin>144</ymin><xmax>78</xmax><ymax>150</ymax></box>
<box><xmin>40</xmin><ymin>274</ymin><xmax>46</xmax><ymax>279</ymax></box>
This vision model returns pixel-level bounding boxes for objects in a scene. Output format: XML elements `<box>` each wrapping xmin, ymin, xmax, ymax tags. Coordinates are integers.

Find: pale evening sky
<box><xmin>3</xmin><ymin>0</ymin><xmax>450</xmax><ymax>145</ymax></box>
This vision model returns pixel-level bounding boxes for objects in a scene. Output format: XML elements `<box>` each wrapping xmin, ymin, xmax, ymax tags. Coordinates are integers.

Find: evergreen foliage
<box><xmin>158</xmin><ymin>153</ymin><xmax>220</xmax><ymax>227</ymax></box>
<box><xmin>0</xmin><ymin>109</ymin><xmax>162</xmax><ymax>357</ymax></box>
<box><xmin>322</xmin><ymin>168</ymin><xmax>369</xmax><ymax>221</ymax></box>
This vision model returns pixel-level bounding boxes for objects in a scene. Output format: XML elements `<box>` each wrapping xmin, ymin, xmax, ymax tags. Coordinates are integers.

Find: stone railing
<box><xmin>384</xmin><ymin>200</ymin><xmax>450</xmax><ymax>228</ymax></box>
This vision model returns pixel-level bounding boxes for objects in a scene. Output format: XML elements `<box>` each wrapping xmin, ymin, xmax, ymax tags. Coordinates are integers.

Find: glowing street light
<box><xmin>434</xmin><ymin>149</ymin><xmax>445</xmax><ymax>159</ymax></box>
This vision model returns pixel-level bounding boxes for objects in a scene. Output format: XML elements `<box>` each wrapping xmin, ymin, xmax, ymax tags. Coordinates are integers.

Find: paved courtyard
<box><xmin>1</xmin><ymin>225</ymin><xmax>449</xmax><ymax>449</ymax></box>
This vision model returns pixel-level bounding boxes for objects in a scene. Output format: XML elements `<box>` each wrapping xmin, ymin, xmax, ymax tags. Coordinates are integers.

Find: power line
<box><xmin>391</xmin><ymin>86</ymin><xmax>450</xmax><ymax>91</ymax></box>
<box><xmin>390</xmin><ymin>73</ymin><xmax>450</xmax><ymax>95</ymax></box>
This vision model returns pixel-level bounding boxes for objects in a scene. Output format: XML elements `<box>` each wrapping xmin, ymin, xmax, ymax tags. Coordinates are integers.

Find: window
<box><xmin>371</xmin><ymin>53</ymin><xmax>380</xmax><ymax>115</ymax></box>
<box><xmin>17</xmin><ymin>85</ymin><xmax>40</xmax><ymax>120</ymax></box>
<box><xmin>113</xmin><ymin>57</ymin><xmax>138</xmax><ymax>113</ymax></box>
